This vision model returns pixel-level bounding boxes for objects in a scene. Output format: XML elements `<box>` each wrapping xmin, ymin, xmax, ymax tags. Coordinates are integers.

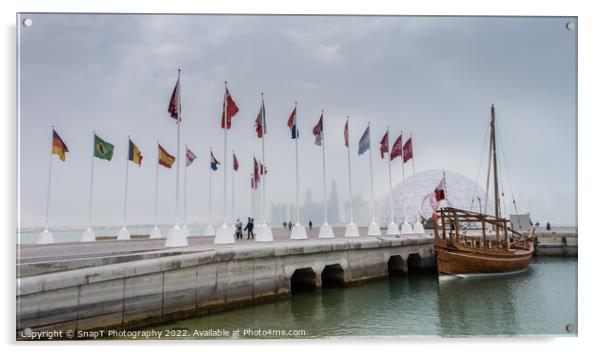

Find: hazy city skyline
<box><xmin>18</xmin><ymin>14</ymin><xmax>577</xmax><ymax>229</ymax></box>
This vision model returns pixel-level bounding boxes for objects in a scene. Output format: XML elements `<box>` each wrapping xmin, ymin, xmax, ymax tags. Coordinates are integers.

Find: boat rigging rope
<box><xmin>470</xmin><ymin>115</ymin><xmax>492</xmax><ymax>212</ymax></box>
<box><xmin>495</xmin><ymin>111</ymin><xmax>520</xmax><ymax>217</ymax></box>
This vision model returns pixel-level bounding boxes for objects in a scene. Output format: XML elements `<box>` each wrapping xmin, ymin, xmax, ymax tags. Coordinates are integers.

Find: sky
<box><xmin>17</xmin><ymin>14</ymin><xmax>577</xmax><ymax>229</ymax></box>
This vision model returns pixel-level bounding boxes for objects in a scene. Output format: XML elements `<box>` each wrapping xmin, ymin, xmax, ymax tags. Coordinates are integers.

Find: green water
<box><xmin>150</xmin><ymin>257</ymin><xmax>577</xmax><ymax>338</ymax></box>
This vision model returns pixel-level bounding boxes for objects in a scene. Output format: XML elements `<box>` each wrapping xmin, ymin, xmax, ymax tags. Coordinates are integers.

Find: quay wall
<box><xmin>534</xmin><ymin>232</ymin><xmax>578</xmax><ymax>257</ymax></box>
<box><xmin>17</xmin><ymin>236</ymin><xmax>434</xmax><ymax>333</ymax></box>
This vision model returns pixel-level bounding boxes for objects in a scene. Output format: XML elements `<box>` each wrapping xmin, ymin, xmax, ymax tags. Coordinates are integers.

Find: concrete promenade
<box><xmin>17</xmin><ymin>227</ymin><xmax>436</xmax><ymax>334</ymax></box>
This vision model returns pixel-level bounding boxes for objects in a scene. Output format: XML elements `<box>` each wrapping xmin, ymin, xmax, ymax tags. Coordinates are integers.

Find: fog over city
<box><xmin>18</xmin><ymin>14</ymin><xmax>577</xmax><ymax>229</ymax></box>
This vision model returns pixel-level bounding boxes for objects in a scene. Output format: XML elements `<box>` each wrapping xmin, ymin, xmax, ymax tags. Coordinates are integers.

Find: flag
<box><xmin>168</xmin><ymin>76</ymin><xmax>181</xmax><ymax>120</ymax></box>
<box><xmin>233</xmin><ymin>152</ymin><xmax>239</xmax><ymax>171</ymax></box>
<box><xmin>344</xmin><ymin>120</ymin><xmax>349</xmax><ymax>147</ymax></box>
<box><xmin>253</xmin><ymin>157</ymin><xmax>261</xmax><ymax>185</ymax></box>
<box><xmin>210</xmin><ymin>150</ymin><xmax>220</xmax><ymax>171</ymax></box>
<box><xmin>251</xmin><ymin>175</ymin><xmax>257</xmax><ymax>190</ymax></box>
<box><xmin>390</xmin><ymin>135</ymin><xmax>402</xmax><ymax>161</ymax></box>
<box><xmin>403</xmin><ymin>137</ymin><xmax>413</xmax><ymax>163</ymax></box>
<box><xmin>429</xmin><ymin>193</ymin><xmax>441</xmax><ymax>211</ymax></box>
<box><xmin>434</xmin><ymin>177</ymin><xmax>446</xmax><ymax>201</ymax></box>
<box><xmin>379</xmin><ymin>130</ymin><xmax>389</xmax><ymax>159</ymax></box>
<box><xmin>158</xmin><ymin>144</ymin><xmax>175</xmax><ymax>168</ymax></box>
<box><xmin>185</xmin><ymin>147</ymin><xmax>197</xmax><ymax>167</ymax></box>
<box><xmin>128</xmin><ymin>139</ymin><xmax>143</xmax><ymax>166</ymax></box>
<box><xmin>51</xmin><ymin>129</ymin><xmax>69</xmax><ymax>161</ymax></box>
<box><xmin>255</xmin><ymin>99</ymin><xmax>266</xmax><ymax>138</ymax></box>
<box><xmin>358</xmin><ymin>125</ymin><xmax>370</xmax><ymax>155</ymax></box>
<box><xmin>287</xmin><ymin>107</ymin><xmax>299</xmax><ymax>139</ymax></box>
<box><xmin>94</xmin><ymin>134</ymin><xmax>114</xmax><ymax>161</ymax></box>
<box><xmin>220</xmin><ymin>87</ymin><xmax>239</xmax><ymax>129</ymax></box>
<box><xmin>312</xmin><ymin>114</ymin><xmax>324</xmax><ymax>146</ymax></box>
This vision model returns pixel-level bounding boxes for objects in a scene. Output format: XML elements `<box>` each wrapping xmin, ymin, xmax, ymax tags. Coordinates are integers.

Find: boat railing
<box><xmin>433</xmin><ymin>207</ymin><xmax>533</xmax><ymax>252</ymax></box>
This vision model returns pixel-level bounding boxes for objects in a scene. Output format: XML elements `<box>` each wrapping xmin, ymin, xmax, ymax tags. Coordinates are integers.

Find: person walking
<box><xmin>235</xmin><ymin>219</ymin><xmax>243</xmax><ymax>240</ymax></box>
<box><xmin>250</xmin><ymin>218</ymin><xmax>255</xmax><ymax>239</ymax></box>
<box><xmin>288</xmin><ymin>221</ymin><xmax>292</xmax><ymax>231</ymax></box>
<box><xmin>309</xmin><ymin>220</ymin><xmax>313</xmax><ymax>230</ymax></box>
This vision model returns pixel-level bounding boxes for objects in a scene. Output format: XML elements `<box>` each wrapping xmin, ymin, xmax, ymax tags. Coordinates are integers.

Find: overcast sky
<box><xmin>18</xmin><ymin>14</ymin><xmax>577</xmax><ymax>228</ymax></box>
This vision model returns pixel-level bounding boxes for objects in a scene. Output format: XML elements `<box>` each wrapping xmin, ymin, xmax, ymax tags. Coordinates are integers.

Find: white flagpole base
<box><xmin>37</xmin><ymin>229</ymin><xmax>54</xmax><ymax>245</ymax></box>
<box><xmin>182</xmin><ymin>225</ymin><xmax>191</xmax><ymax>238</ymax></box>
<box><xmin>344</xmin><ymin>222</ymin><xmax>360</xmax><ymax>237</ymax></box>
<box><xmin>214</xmin><ymin>224</ymin><xmax>235</xmax><ymax>244</ymax></box>
<box><xmin>413</xmin><ymin>221</ymin><xmax>425</xmax><ymax>234</ymax></box>
<box><xmin>290</xmin><ymin>223</ymin><xmax>307</xmax><ymax>240</ymax></box>
<box><xmin>367</xmin><ymin>222</ymin><xmax>381</xmax><ymax>236</ymax></box>
<box><xmin>81</xmin><ymin>227</ymin><xmax>95</xmax><ymax>242</ymax></box>
<box><xmin>400</xmin><ymin>222</ymin><xmax>414</xmax><ymax>235</ymax></box>
<box><xmin>149</xmin><ymin>225</ymin><xmax>163</xmax><ymax>239</ymax></box>
<box><xmin>117</xmin><ymin>227</ymin><xmax>131</xmax><ymax>240</ymax></box>
<box><xmin>386</xmin><ymin>222</ymin><xmax>400</xmax><ymax>235</ymax></box>
<box><xmin>318</xmin><ymin>223</ymin><xmax>334</xmax><ymax>238</ymax></box>
<box><xmin>256</xmin><ymin>223</ymin><xmax>274</xmax><ymax>242</ymax></box>
<box><xmin>165</xmin><ymin>225</ymin><xmax>188</xmax><ymax>248</ymax></box>
<box><xmin>202</xmin><ymin>224</ymin><xmax>215</xmax><ymax>237</ymax></box>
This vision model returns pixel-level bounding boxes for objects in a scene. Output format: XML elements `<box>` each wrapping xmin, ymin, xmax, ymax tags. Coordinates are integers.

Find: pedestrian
<box><xmin>250</xmin><ymin>218</ymin><xmax>255</xmax><ymax>239</ymax></box>
<box><xmin>235</xmin><ymin>219</ymin><xmax>243</xmax><ymax>240</ymax></box>
<box><xmin>309</xmin><ymin>220</ymin><xmax>313</xmax><ymax>230</ymax></box>
<box><xmin>288</xmin><ymin>221</ymin><xmax>292</xmax><ymax>230</ymax></box>
<box><xmin>244</xmin><ymin>217</ymin><xmax>251</xmax><ymax>239</ymax></box>
<box><xmin>546</xmin><ymin>222</ymin><xmax>551</xmax><ymax>231</ymax></box>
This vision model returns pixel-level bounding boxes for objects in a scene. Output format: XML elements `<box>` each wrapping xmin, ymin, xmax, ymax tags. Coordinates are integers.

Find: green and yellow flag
<box><xmin>94</xmin><ymin>134</ymin><xmax>114</xmax><ymax>161</ymax></box>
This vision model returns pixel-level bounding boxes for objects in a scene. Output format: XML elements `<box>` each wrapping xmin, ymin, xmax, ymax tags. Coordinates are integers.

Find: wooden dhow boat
<box><xmin>433</xmin><ymin>105</ymin><xmax>535</xmax><ymax>276</ymax></box>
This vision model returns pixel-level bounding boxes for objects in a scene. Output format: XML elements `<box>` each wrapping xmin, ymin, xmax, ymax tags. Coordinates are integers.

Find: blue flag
<box><xmin>358</xmin><ymin>126</ymin><xmax>370</xmax><ymax>155</ymax></box>
<box><xmin>210</xmin><ymin>150</ymin><xmax>220</xmax><ymax>171</ymax></box>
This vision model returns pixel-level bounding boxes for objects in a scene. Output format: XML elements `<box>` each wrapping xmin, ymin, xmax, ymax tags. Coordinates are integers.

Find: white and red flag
<box><xmin>253</xmin><ymin>157</ymin><xmax>261</xmax><ymax>185</ymax></box>
<box><xmin>220</xmin><ymin>87</ymin><xmax>239</xmax><ymax>129</ymax></box>
<box><xmin>379</xmin><ymin>130</ymin><xmax>389</xmax><ymax>159</ymax></box>
<box><xmin>434</xmin><ymin>176</ymin><xmax>446</xmax><ymax>201</ymax></box>
<box><xmin>185</xmin><ymin>147</ymin><xmax>197</xmax><ymax>167</ymax></box>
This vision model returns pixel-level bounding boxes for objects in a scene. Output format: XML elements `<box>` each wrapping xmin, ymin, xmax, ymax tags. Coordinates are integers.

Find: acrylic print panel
<box><xmin>16</xmin><ymin>13</ymin><xmax>577</xmax><ymax>340</ymax></box>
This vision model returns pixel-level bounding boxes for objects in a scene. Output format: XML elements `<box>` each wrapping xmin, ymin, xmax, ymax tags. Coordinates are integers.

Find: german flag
<box><xmin>128</xmin><ymin>139</ymin><xmax>143</xmax><ymax>166</ymax></box>
<box><xmin>52</xmin><ymin>129</ymin><xmax>69</xmax><ymax>161</ymax></box>
<box><xmin>158</xmin><ymin>144</ymin><xmax>175</xmax><ymax>168</ymax></box>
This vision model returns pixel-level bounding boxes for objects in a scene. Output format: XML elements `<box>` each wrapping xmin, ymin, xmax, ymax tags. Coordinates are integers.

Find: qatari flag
<box><xmin>185</xmin><ymin>147</ymin><xmax>197</xmax><ymax>167</ymax></box>
<box><xmin>168</xmin><ymin>76</ymin><xmax>181</xmax><ymax>120</ymax></box>
<box><xmin>344</xmin><ymin>120</ymin><xmax>349</xmax><ymax>147</ymax></box>
<box><xmin>434</xmin><ymin>177</ymin><xmax>446</xmax><ymax>201</ymax></box>
<box><xmin>255</xmin><ymin>98</ymin><xmax>266</xmax><ymax>139</ymax></box>
<box><xmin>253</xmin><ymin>157</ymin><xmax>261</xmax><ymax>185</ymax></box>
<box><xmin>390</xmin><ymin>135</ymin><xmax>402</xmax><ymax>161</ymax></box>
<box><xmin>379</xmin><ymin>130</ymin><xmax>389</xmax><ymax>159</ymax></box>
<box><xmin>233</xmin><ymin>152</ymin><xmax>239</xmax><ymax>171</ymax></box>
<box><xmin>402</xmin><ymin>137</ymin><xmax>413</xmax><ymax>163</ymax></box>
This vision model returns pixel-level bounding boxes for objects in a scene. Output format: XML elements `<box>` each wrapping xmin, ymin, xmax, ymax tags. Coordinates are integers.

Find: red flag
<box><xmin>220</xmin><ymin>87</ymin><xmax>239</xmax><ymax>129</ymax></box>
<box><xmin>434</xmin><ymin>177</ymin><xmax>446</xmax><ymax>201</ymax></box>
<box><xmin>312</xmin><ymin>114</ymin><xmax>324</xmax><ymax>146</ymax></box>
<box><xmin>403</xmin><ymin>137</ymin><xmax>413</xmax><ymax>163</ymax></box>
<box><xmin>233</xmin><ymin>152</ymin><xmax>239</xmax><ymax>171</ymax></box>
<box><xmin>168</xmin><ymin>76</ymin><xmax>180</xmax><ymax>120</ymax></box>
<box><xmin>255</xmin><ymin>99</ymin><xmax>266</xmax><ymax>139</ymax></box>
<box><xmin>379</xmin><ymin>130</ymin><xmax>389</xmax><ymax>159</ymax></box>
<box><xmin>251</xmin><ymin>175</ymin><xmax>258</xmax><ymax>189</ymax></box>
<box><xmin>344</xmin><ymin>120</ymin><xmax>349</xmax><ymax>147</ymax></box>
<box><xmin>390</xmin><ymin>135</ymin><xmax>402</xmax><ymax>161</ymax></box>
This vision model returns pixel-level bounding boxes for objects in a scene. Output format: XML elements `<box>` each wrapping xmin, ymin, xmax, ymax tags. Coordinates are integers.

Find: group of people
<box><xmin>235</xmin><ymin>217</ymin><xmax>255</xmax><ymax>240</ymax></box>
<box><xmin>281</xmin><ymin>220</ymin><xmax>314</xmax><ymax>230</ymax></box>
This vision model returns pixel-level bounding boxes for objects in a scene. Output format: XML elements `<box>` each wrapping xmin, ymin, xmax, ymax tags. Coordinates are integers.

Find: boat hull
<box><xmin>435</xmin><ymin>247</ymin><xmax>533</xmax><ymax>275</ymax></box>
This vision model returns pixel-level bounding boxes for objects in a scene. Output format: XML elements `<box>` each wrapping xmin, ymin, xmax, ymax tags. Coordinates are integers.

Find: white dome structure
<box><xmin>379</xmin><ymin>169</ymin><xmax>493</xmax><ymax>226</ymax></box>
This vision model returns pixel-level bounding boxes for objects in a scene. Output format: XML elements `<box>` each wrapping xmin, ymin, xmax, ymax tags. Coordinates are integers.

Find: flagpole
<box><xmin>344</xmin><ymin>117</ymin><xmax>359</xmax><ymax>237</ymax></box>
<box><xmin>257</xmin><ymin>92</ymin><xmax>273</xmax><ymax>241</ymax></box>
<box><xmin>290</xmin><ymin>102</ymin><xmax>307</xmax><ymax>239</ymax></box>
<box><xmin>81</xmin><ymin>131</ymin><xmax>96</xmax><ymax>242</ymax></box>
<box><xmin>215</xmin><ymin>81</ymin><xmax>234</xmax><ymax>244</ymax></box>
<box><xmin>150</xmin><ymin>140</ymin><xmax>162</xmax><ymax>238</ymax></box>
<box><xmin>183</xmin><ymin>144</ymin><xmax>188</xmax><ymax>232</ymax></box>
<box><xmin>231</xmin><ymin>149</ymin><xmax>235</xmax><ymax>223</ymax></box>
<box><xmin>203</xmin><ymin>150</ymin><xmax>215</xmax><ymax>237</ymax></box>
<box><xmin>400</xmin><ymin>130</ymin><xmax>412</xmax><ymax>234</ymax></box>
<box><xmin>383</xmin><ymin>127</ymin><xmax>400</xmax><ymax>236</ymax></box>
<box><xmin>410</xmin><ymin>134</ymin><xmax>425</xmax><ymax>234</ymax></box>
<box><xmin>166</xmin><ymin>69</ymin><xmax>188</xmax><ymax>247</ymax></box>
<box><xmin>118</xmin><ymin>136</ymin><xmax>131</xmax><ymax>240</ymax></box>
<box><xmin>44</xmin><ymin>126</ymin><xmax>54</xmax><ymax>231</ymax></box>
<box><xmin>39</xmin><ymin>126</ymin><xmax>55</xmax><ymax>244</ymax></box>
<box><xmin>367</xmin><ymin>122</ymin><xmax>381</xmax><ymax>236</ymax></box>
<box><xmin>318</xmin><ymin>110</ymin><xmax>333</xmax><ymax>238</ymax></box>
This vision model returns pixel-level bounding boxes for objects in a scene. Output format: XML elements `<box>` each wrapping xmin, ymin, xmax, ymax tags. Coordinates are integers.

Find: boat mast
<box><xmin>490</xmin><ymin>104</ymin><xmax>501</xmax><ymax>244</ymax></box>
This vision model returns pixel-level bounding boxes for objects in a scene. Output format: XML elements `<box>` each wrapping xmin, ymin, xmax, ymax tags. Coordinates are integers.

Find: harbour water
<box><xmin>148</xmin><ymin>257</ymin><xmax>577</xmax><ymax>338</ymax></box>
